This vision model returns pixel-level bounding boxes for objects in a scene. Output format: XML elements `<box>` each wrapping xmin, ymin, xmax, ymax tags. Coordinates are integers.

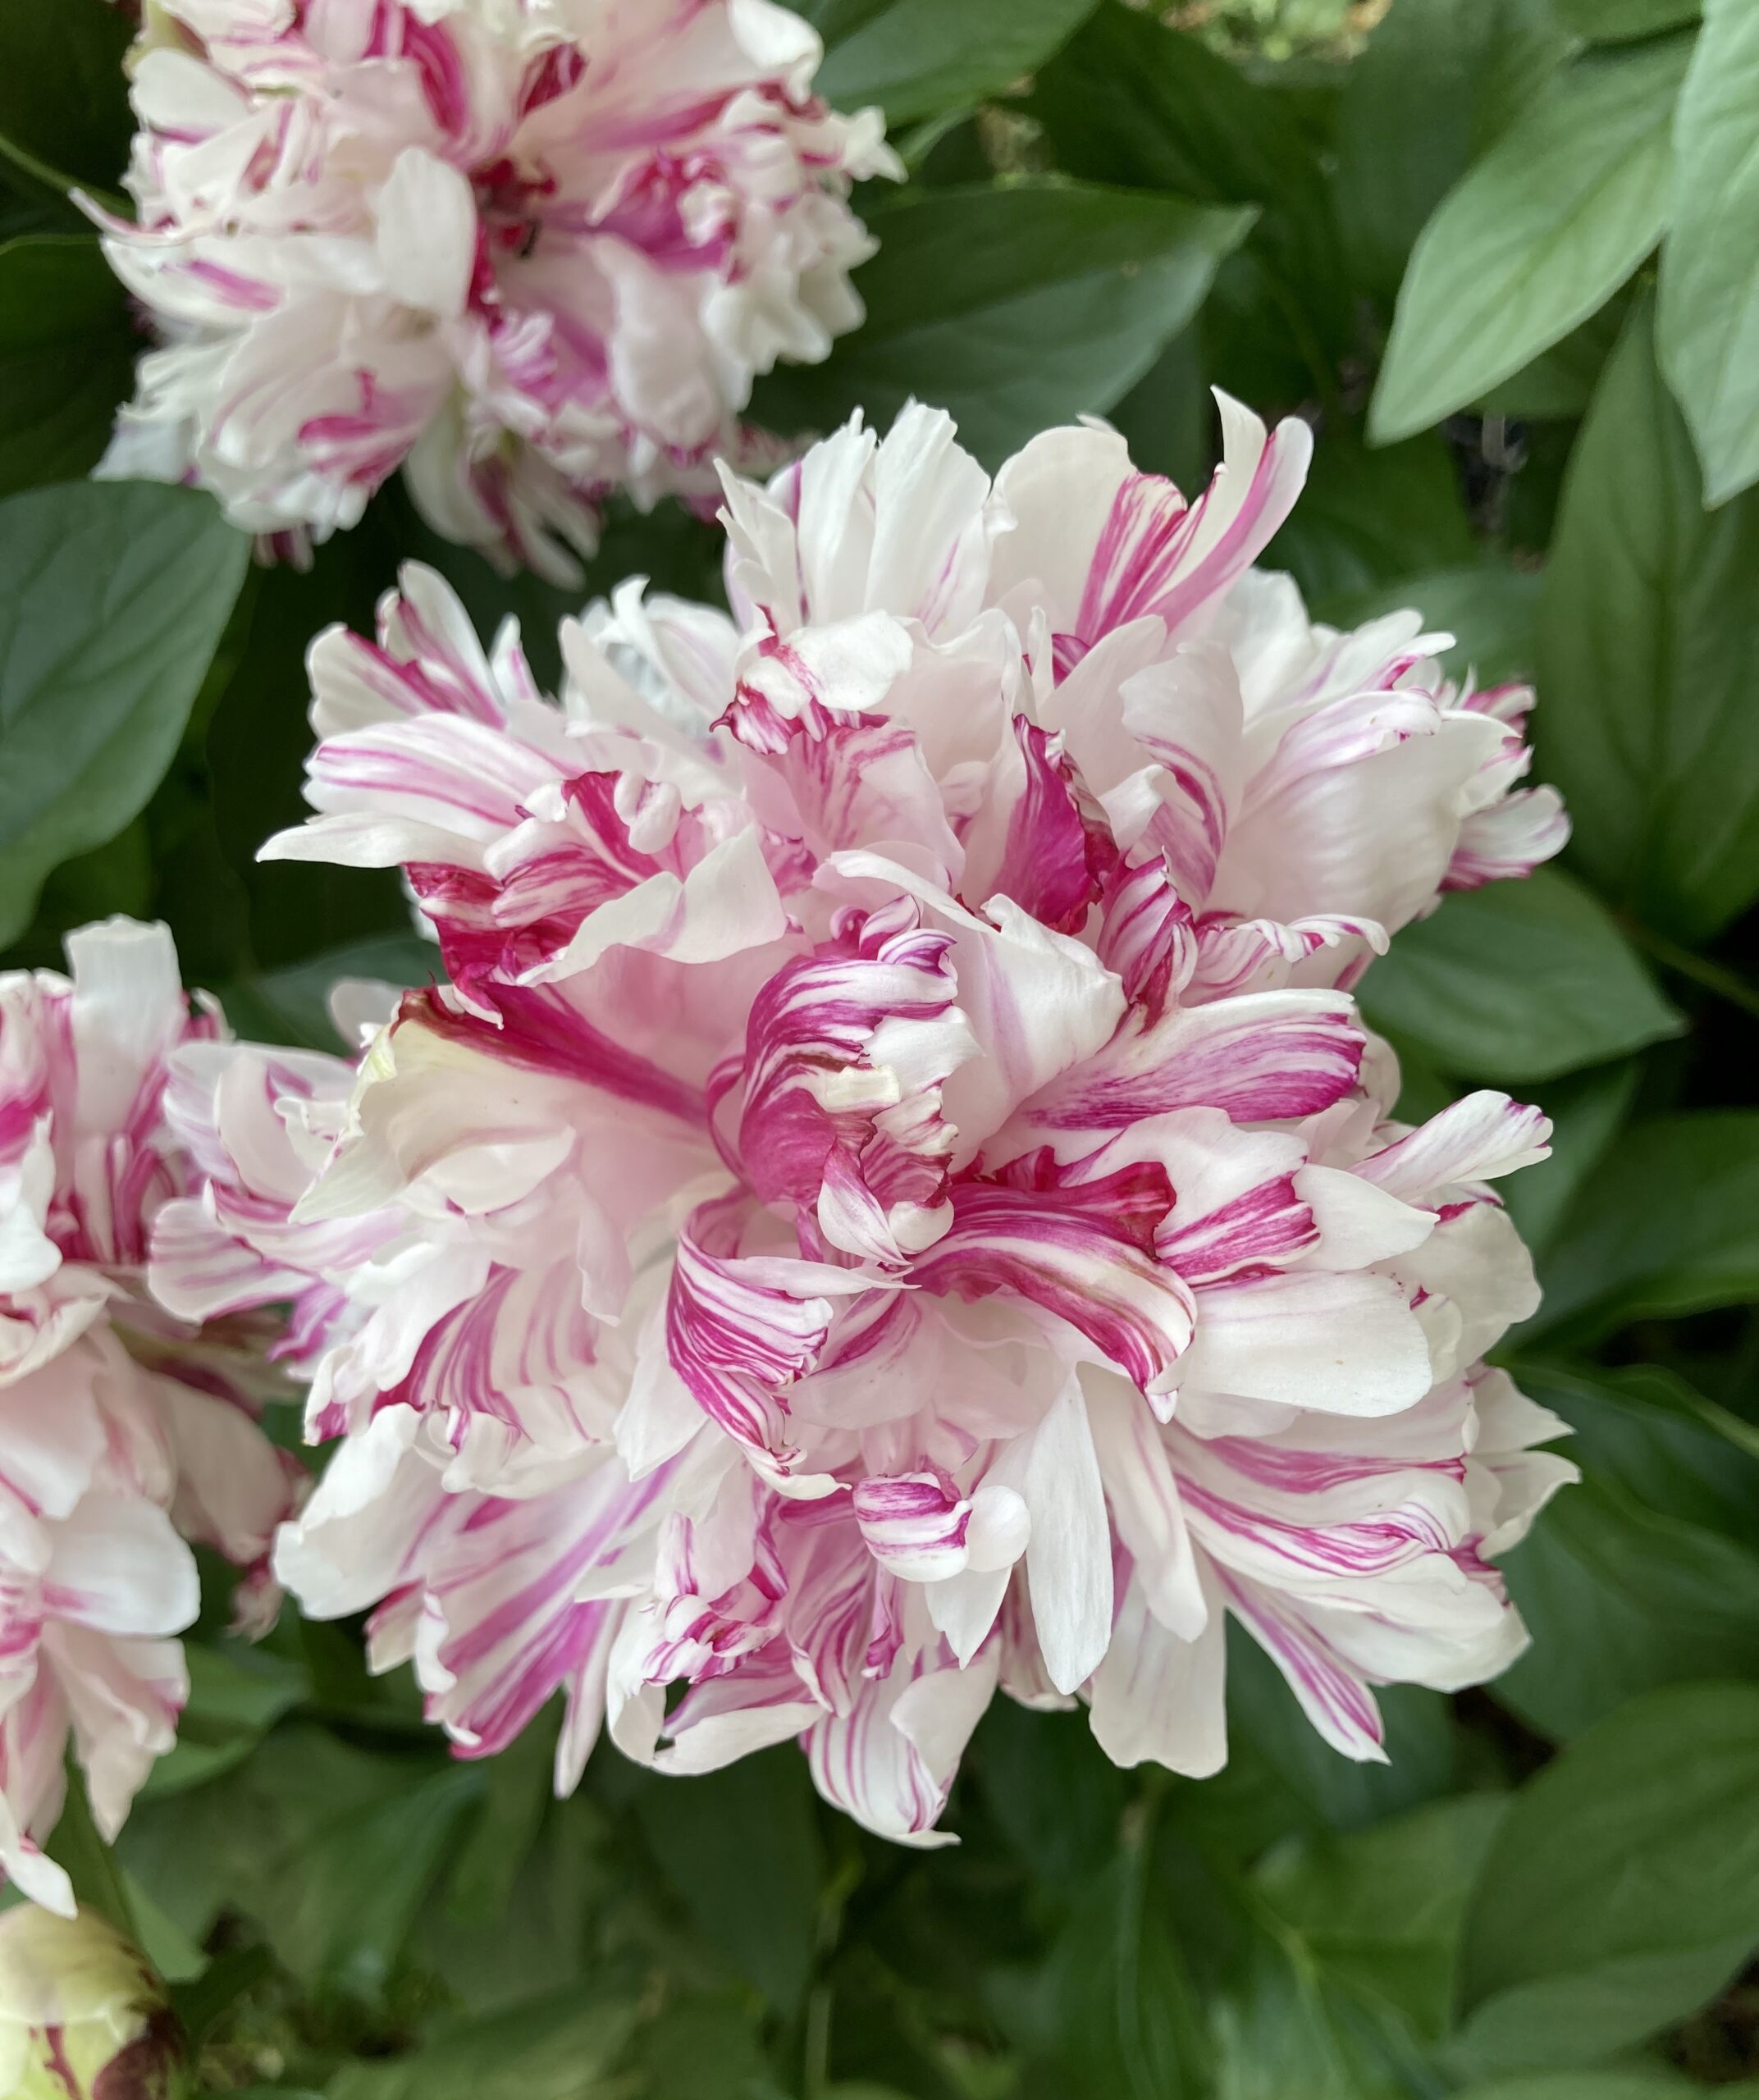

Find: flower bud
<box><xmin>0</xmin><ymin>1906</ymin><xmax>184</xmax><ymax>2100</ymax></box>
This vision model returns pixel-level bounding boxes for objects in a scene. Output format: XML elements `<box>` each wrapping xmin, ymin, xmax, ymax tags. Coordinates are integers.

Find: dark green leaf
<box><xmin>973</xmin><ymin>1700</ymin><xmax>1126</xmax><ymax>1889</ymax></box>
<box><xmin>633</xmin><ymin>1749</ymin><xmax>823</xmax><ymax>2016</ymax></box>
<box><xmin>1496</xmin><ymin>1364</ymin><xmax>1759</xmax><ymax>1737</ymax></box>
<box><xmin>170</xmin><ymin>1943</ymin><xmax>274</xmax><ymax>2050</ymax></box>
<box><xmin>0</xmin><ymin>480</ymin><xmax>249</xmax><ymax>945</ymax></box>
<box><xmin>1214</xmin><ymin>1628</ymin><xmax>1460</xmax><ymax>1841</ymax></box>
<box><xmin>1500</xmin><ymin>1061</ymin><xmax>1641</xmax><ymax>1258</ymax></box>
<box><xmin>1254</xmin><ymin>1796</ymin><xmax>1509</xmax><ymax>2041</ymax></box>
<box><xmin>327</xmin><ymin>1987</ymin><xmax>643</xmax><ymax>2100</ymax></box>
<box><xmin>1356</xmin><ymin>867</ymin><xmax>1683</xmax><ymax>1085</ymax></box>
<box><xmin>1556</xmin><ymin>0</ymin><xmax>1702</xmax><ymax>39</ymax></box>
<box><xmin>1269</xmin><ymin>430</ymin><xmax>1477</xmax><ymax>605</ymax></box>
<box><xmin>1208</xmin><ymin>1937</ymin><xmax>1422</xmax><ymax>2100</ymax></box>
<box><xmin>1323</xmin><ymin>564</ymin><xmax>1542</xmax><ymax>687</ymax></box>
<box><xmin>1026</xmin><ymin>2</ymin><xmax>1351</xmax><ymax>363</ymax></box>
<box><xmin>139</xmin><ymin>1641</ymin><xmax>308</xmax><ymax>1799</ymax></box>
<box><xmin>1524</xmin><ymin>1112</ymin><xmax>1759</xmax><ymax>1341</ymax></box>
<box><xmin>1334</xmin><ymin>0</ymin><xmax>1571</xmax><ymax>304</ymax></box>
<box><xmin>802</xmin><ymin>0</ymin><xmax>1096</xmax><ymax>126</ymax></box>
<box><xmin>633</xmin><ymin>1993</ymin><xmax>769</xmax><ymax>2100</ymax></box>
<box><xmin>1537</xmin><ymin>291</ymin><xmax>1759</xmax><ymax>940</ymax></box>
<box><xmin>752</xmin><ymin>180</ymin><xmax>1254</xmax><ymax>469</ymax></box>
<box><xmin>1370</xmin><ymin>38</ymin><xmax>1691</xmax><ymax>444</ymax></box>
<box><xmin>1456</xmin><ymin>2076</ymin><xmax>1701</xmax><ymax>2099</ymax></box>
<box><xmin>1455</xmin><ymin>1682</ymin><xmax>1759</xmax><ymax>2069</ymax></box>
<box><xmin>268</xmin><ymin>1757</ymin><xmax>481</xmax><ymax>2001</ymax></box>
<box><xmin>0</xmin><ymin>236</ymin><xmax>132</xmax><ymax>495</ymax></box>
<box><xmin>1478</xmin><ymin>295</ymin><xmax>1632</xmax><ymax>419</ymax></box>
<box><xmin>1657</xmin><ymin>0</ymin><xmax>1759</xmax><ymax>503</ymax></box>
<box><xmin>0</xmin><ymin>0</ymin><xmax>133</xmax><ymax>199</ymax></box>
<box><xmin>223</xmin><ymin>933</ymin><xmax>441</xmax><ymax>1050</ymax></box>
<box><xmin>43</xmin><ymin>1763</ymin><xmax>140</xmax><ymax>1941</ymax></box>
<box><xmin>1028</xmin><ymin>1843</ymin><xmax>1209</xmax><ymax>2098</ymax></box>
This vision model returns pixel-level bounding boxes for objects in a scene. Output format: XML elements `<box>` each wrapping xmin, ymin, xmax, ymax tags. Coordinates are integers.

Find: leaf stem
<box><xmin>1618</xmin><ymin>916</ymin><xmax>1759</xmax><ymax>1022</ymax></box>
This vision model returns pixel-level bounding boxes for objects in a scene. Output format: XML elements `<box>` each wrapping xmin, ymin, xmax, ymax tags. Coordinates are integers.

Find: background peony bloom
<box><xmin>91</xmin><ymin>0</ymin><xmax>899</xmax><ymax>579</ymax></box>
<box><xmin>0</xmin><ymin>1904</ymin><xmax>181</xmax><ymax>2100</ymax></box>
<box><xmin>196</xmin><ymin>394</ymin><xmax>1574</xmax><ymax>1844</ymax></box>
<box><xmin>0</xmin><ymin>921</ymin><xmax>299</xmax><ymax>1915</ymax></box>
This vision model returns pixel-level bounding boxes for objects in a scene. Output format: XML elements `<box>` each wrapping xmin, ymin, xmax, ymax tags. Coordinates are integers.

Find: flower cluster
<box><xmin>148</xmin><ymin>395</ymin><xmax>1574</xmax><ymax>1844</ymax></box>
<box><xmin>92</xmin><ymin>0</ymin><xmax>898</xmax><ymax>578</ymax></box>
<box><xmin>0</xmin><ymin>922</ymin><xmax>299</xmax><ymax>1914</ymax></box>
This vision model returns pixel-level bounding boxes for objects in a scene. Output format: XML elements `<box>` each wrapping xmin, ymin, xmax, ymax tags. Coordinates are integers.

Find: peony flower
<box><xmin>194</xmin><ymin>395</ymin><xmax>1573</xmax><ymax>1844</ymax></box>
<box><xmin>0</xmin><ymin>920</ymin><xmax>299</xmax><ymax>1914</ymax></box>
<box><xmin>0</xmin><ymin>1905</ymin><xmax>180</xmax><ymax>2100</ymax></box>
<box><xmin>90</xmin><ymin>0</ymin><xmax>899</xmax><ymax>579</ymax></box>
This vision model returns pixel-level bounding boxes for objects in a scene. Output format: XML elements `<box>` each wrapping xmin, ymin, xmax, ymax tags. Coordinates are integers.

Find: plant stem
<box><xmin>1620</xmin><ymin>916</ymin><xmax>1759</xmax><ymax>1023</ymax></box>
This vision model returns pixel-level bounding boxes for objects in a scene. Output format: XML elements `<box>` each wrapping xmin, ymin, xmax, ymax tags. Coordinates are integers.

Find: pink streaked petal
<box><xmin>1220</xmin><ymin>1573</ymin><xmax>1387</xmax><ymax>1762</ymax></box>
<box><xmin>805</xmin><ymin>1644</ymin><xmax>998</xmax><ymax>1847</ymax></box>
<box><xmin>958</xmin><ymin>716</ymin><xmax>1120</xmax><ymax>938</ymax></box>
<box><xmin>1002</xmin><ymin>988</ymin><xmax>1364</xmax><ymax>1147</ymax></box>
<box><xmin>909</xmin><ymin>1163</ymin><xmax>1193</xmax><ymax>1400</ymax></box>
<box><xmin>1444</xmin><ymin>786</ymin><xmax>1570</xmax><ymax>891</ymax></box>
<box><xmin>737</xmin><ymin>899</ymin><xmax>974</xmax><ymax>1262</ymax></box>
<box><xmin>1189</xmin><ymin>912</ymin><xmax>1388</xmax><ymax>1002</ymax></box>
<box><xmin>852</xmin><ymin>1472</ymin><xmax>971</xmax><ymax>1582</ymax></box>
<box><xmin>1356</xmin><ymin>1093</ymin><xmax>1552</xmax><ymax>1203</ymax></box>
<box><xmin>666</xmin><ymin>1198</ymin><xmax>881</xmax><ymax>1468</ymax></box>
<box><xmin>826</xmin><ymin>854</ymin><xmax>1129</xmax><ymax>1157</ymax></box>
<box><xmin>261</xmin><ymin>716</ymin><xmax>564</xmax><ymax>870</ymax></box>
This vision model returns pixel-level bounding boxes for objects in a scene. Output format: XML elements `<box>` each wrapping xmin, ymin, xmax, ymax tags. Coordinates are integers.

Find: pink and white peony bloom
<box><xmin>92</xmin><ymin>0</ymin><xmax>899</xmax><ymax>578</ymax></box>
<box><xmin>0</xmin><ymin>921</ymin><xmax>300</xmax><ymax>1915</ymax></box>
<box><xmin>203</xmin><ymin>394</ymin><xmax>1572</xmax><ymax>1844</ymax></box>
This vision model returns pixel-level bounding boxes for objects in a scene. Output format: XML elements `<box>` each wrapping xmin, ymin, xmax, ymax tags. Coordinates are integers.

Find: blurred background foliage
<box><xmin>3</xmin><ymin>0</ymin><xmax>1759</xmax><ymax>2093</ymax></box>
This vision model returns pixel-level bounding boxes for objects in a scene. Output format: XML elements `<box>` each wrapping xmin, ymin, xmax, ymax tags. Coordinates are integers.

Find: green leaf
<box><xmin>0</xmin><ymin>237</ymin><xmax>132</xmax><ymax>495</ymax></box>
<box><xmin>1455</xmin><ymin>1682</ymin><xmax>1759</xmax><ymax>2070</ymax></box>
<box><xmin>1500</xmin><ymin>1061</ymin><xmax>1640</xmax><ymax>1258</ymax></box>
<box><xmin>633</xmin><ymin>1749</ymin><xmax>824</xmax><ymax>2016</ymax></box>
<box><xmin>1024</xmin><ymin>2</ymin><xmax>1348</xmax><ymax>336</ymax></box>
<box><xmin>139</xmin><ymin>1641</ymin><xmax>308</xmax><ymax>1799</ymax></box>
<box><xmin>0</xmin><ymin>480</ymin><xmax>249</xmax><ymax>946</ymax></box>
<box><xmin>1456</xmin><ymin>2075</ymin><xmax>1702</xmax><ymax>2100</ymax></box>
<box><xmin>1323</xmin><ymin>564</ymin><xmax>1542</xmax><ymax>687</ymax></box>
<box><xmin>223</xmin><ymin>932</ymin><xmax>441</xmax><ymax>1050</ymax></box>
<box><xmin>1657</xmin><ymin>0</ymin><xmax>1759</xmax><ymax>503</ymax></box>
<box><xmin>752</xmin><ymin>180</ymin><xmax>1254</xmax><ymax>469</ymax></box>
<box><xmin>1208</xmin><ymin>1938</ymin><xmax>1423</xmax><ymax>2100</ymax></box>
<box><xmin>1030</xmin><ymin>1843</ymin><xmax>1209</xmax><ymax>2099</ymax></box>
<box><xmin>267</xmin><ymin>1756</ymin><xmax>482</xmax><ymax>2002</ymax></box>
<box><xmin>1335</xmin><ymin>0</ymin><xmax>1572</xmax><ymax>306</ymax></box>
<box><xmin>632</xmin><ymin>1993</ymin><xmax>769</xmax><ymax>2100</ymax></box>
<box><xmin>1496</xmin><ymin>1364</ymin><xmax>1759</xmax><ymax>1737</ymax></box>
<box><xmin>1537</xmin><ymin>291</ymin><xmax>1759</xmax><ymax>940</ymax></box>
<box><xmin>1216</xmin><ymin>1629</ymin><xmax>1460</xmax><ymax>1842</ymax></box>
<box><xmin>1556</xmin><ymin>0</ymin><xmax>1701</xmax><ymax>39</ymax></box>
<box><xmin>43</xmin><ymin>1763</ymin><xmax>139</xmax><ymax>1942</ymax></box>
<box><xmin>1478</xmin><ymin>294</ymin><xmax>1632</xmax><ymax>419</ymax></box>
<box><xmin>1254</xmin><ymin>1796</ymin><xmax>1510</xmax><ymax>2042</ymax></box>
<box><xmin>1370</xmin><ymin>37</ymin><xmax>1692</xmax><ymax>444</ymax></box>
<box><xmin>1355</xmin><ymin>866</ymin><xmax>1682</xmax><ymax>1085</ymax></box>
<box><xmin>1524</xmin><ymin>1112</ymin><xmax>1759</xmax><ymax>1342</ymax></box>
<box><xmin>1268</xmin><ymin>429</ymin><xmax>1476</xmax><ymax>605</ymax></box>
<box><xmin>802</xmin><ymin>0</ymin><xmax>1097</xmax><ymax>126</ymax></box>
<box><xmin>0</xmin><ymin>0</ymin><xmax>133</xmax><ymax>199</ymax></box>
<box><xmin>327</xmin><ymin>1987</ymin><xmax>644</xmax><ymax>2100</ymax></box>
